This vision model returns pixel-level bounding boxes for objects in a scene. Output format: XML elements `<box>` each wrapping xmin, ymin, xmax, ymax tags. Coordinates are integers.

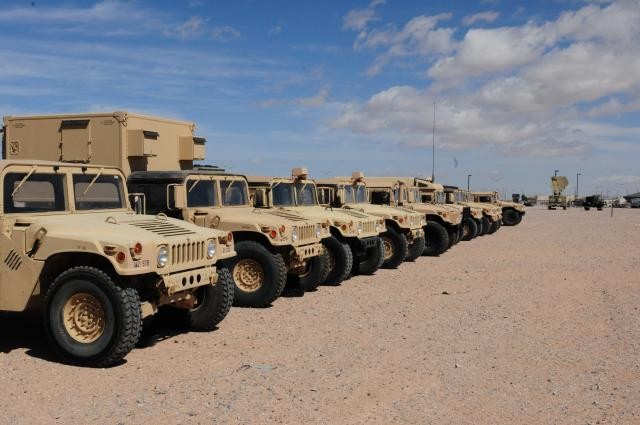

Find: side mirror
<box><xmin>167</xmin><ymin>184</ymin><xmax>186</xmax><ymax>210</ymax></box>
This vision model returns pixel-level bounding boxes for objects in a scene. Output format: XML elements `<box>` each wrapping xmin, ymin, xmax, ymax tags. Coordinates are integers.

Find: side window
<box><xmin>73</xmin><ymin>174</ymin><xmax>125</xmax><ymax>210</ymax></box>
<box><xmin>370</xmin><ymin>191</ymin><xmax>390</xmax><ymax>205</ymax></box>
<box><xmin>317</xmin><ymin>188</ymin><xmax>333</xmax><ymax>205</ymax></box>
<box><xmin>186</xmin><ymin>179</ymin><xmax>216</xmax><ymax>208</ymax></box>
<box><xmin>4</xmin><ymin>172</ymin><xmax>66</xmax><ymax>213</ymax></box>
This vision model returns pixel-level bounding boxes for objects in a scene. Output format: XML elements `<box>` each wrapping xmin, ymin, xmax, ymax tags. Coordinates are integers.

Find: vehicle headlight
<box><xmin>207</xmin><ymin>239</ymin><xmax>216</xmax><ymax>258</ymax></box>
<box><xmin>315</xmin><ymin>224</ymin><xmax>322</xmax><ymax>238</ymax></box>
<box><xmin>157</xmin><ymin>246</ymin><xmax>169</xmax><ymax>268</ymax></box>
<box><xmin>292</xmin><ymin>226</ymin><xmax>298</xmax><ymax>242</ymax></box>
<box><xmin>375</xmin><ymin>223</ymin><xmax>381</xmax><ymax>233</ymax></box>
<box><xmin>357</xmin><ymin>222</ymin><xmax>363</xmax><ymax>234</ymax></box>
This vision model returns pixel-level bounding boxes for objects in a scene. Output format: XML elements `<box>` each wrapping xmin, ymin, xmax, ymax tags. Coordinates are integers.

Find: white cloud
<box><xmin>211</xmin><ymin>25</ymin><xmax>241</xmax><ymax>41</ymax></box>
<box><xmin>462</xmin><ymin>11</ymin><xmax>499</xmax><ymax>26</ymax></box>
<box><xmin>594</xmin><ymin>175</ymin><xmax>640</xmax><ymax>185</ymax></box>
<box><xmin>269</xmin><ymin>24</ymin><xmax>284</xmax><ymax>35</ymax></box>
<box><xmin>261</xmin><ymin>86</ymin><xmax>330</xmax><ymax>108</ymax></box>
<box><xmin>163</xmin><ymin>16</ymin><xmax>207</xmax><ymax>40</ymax></box>
<box><xmin>0</xmin><ymin>1</ymin><xmax>145</xmax><ymax>23</ymax></box>
<box><xmin>342</xmin><ymin>0</ymin><xmax>385</xmax><ymax>31</ymax></box>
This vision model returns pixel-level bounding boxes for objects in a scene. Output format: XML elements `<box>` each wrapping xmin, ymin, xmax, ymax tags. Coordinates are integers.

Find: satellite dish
<box><xmin>551</xmin><ymin>176</ymin><xmax>569</xmax><ymax>194</ymax></box>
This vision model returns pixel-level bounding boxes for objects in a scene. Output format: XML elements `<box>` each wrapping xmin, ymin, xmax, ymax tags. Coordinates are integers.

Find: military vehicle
<box><xmin>473</xmin><ymin>191</ymin><xmax>526</xmax><ymax>226</ymax></box>
<box><xmin>246</xmin><ymin>168</ymin><xmax>386</xmax><ymax>285</ymax></box>
<box><xmin>444</xmin><ymin>186</ymin><xmax>501</xmax><ymax>236</ymax></box>
<box><xmin>549</xmin><ymin>176</ymin><xmax>569</xmax><ymax>210</ymax></box>
<box><xmin>583</xmin><ymin>195</ymin><xmax>604</xmax><ymax>211</ymax></box>
<box><xmin>316</xmin><ymin>173</ymin><xmax>426</xmax><ymax>269</ymax></box>
<box><xmin>0</xmin><ymin>160</ymin><xmax>235</xmax><ymax>366</ymax></box>
<box><xmin>364</xmin><ymin>177</ymin><xmax>462</xmax><ymax>256</ymax></box>
<box><xmin>2</xmin><ymin>112</ymin><xmax>329</xmax><ymax>307</ymax></box>
<box><xmin>414</xmin><ymin>179</ymin><xmax>480</xmax><ymax>242</ymax></box>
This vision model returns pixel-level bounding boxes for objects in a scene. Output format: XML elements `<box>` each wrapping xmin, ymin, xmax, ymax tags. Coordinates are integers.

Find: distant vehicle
<box><xmin>548</xmin><ymin>176</ymin><xmax>569</xmax><ymax>210</ymax></box>
<box><xmin>583</xmin><ymin>195</ymin><xmax>604</xmax><ymax>211</ymax></box>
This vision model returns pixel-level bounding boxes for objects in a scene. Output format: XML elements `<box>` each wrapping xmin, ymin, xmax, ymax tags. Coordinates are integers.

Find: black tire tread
<box><xmin>188</xmin><ymin>266</ymin><xmax>234</xmax><ymax>331</ymax></box>
<box><xmin>357</xmin><ymin>238</ymin><xmax>384</xmax><ymax>275</ymax></box>
<box><xmin>423</xmin><ymin>221</ymin><xmax>449</xmax><ymax>256</ymax></box>
<box><xmin>405</xmin><ymin>235</ymin><xmax>425</xmax><ymax>261</ymax></box>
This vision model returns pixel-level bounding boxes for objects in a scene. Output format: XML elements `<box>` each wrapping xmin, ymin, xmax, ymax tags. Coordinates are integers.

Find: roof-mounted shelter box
<box><xmin>2</xmin><ymin>111</ymin><xmax>206</xmax><ymax>175</ymax></box>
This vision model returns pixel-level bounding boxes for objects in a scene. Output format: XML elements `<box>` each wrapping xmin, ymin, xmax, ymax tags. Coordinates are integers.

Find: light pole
<box><xmin>576</xmin><ymin>172</ymin><xmax>581</xmax><ymax>199</ymax></box>
<box><xmin>467</xmin><ymin>174</ymin><xmax>472</xmax><ymax>191</ymax></box>
<box><xmin>554</xmin><ymin>169</ymin><xmax>559</xmax><ymax>177</ymax></box>
<box><xmin>432</xmin><ymin>102</ymin><xmax>436</xmax><ymax>182</ymax></box>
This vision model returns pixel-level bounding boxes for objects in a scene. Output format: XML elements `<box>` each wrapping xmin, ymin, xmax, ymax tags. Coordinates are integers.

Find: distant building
<box><xmin>623</xmin><ymin>192</ymin><xmax>640</xmax><ymax>207</ymax></box>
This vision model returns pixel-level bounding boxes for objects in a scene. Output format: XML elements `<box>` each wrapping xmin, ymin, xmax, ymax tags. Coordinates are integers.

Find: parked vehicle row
<box><xmin>0</xmin><ymin>112</ymin><xmax>524</xmax><ymax>366</ymax></box>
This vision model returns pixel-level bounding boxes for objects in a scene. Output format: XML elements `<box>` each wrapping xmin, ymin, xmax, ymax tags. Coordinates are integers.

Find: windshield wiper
<box><xmin>82</xmin><ymin>167</ymin><xmax>105</xmax><ymax>195</ymax></box>
<box><xmin>11</xmin><ymin>165</ymin><xmax>39</xmax><ymax>197</ymax></box>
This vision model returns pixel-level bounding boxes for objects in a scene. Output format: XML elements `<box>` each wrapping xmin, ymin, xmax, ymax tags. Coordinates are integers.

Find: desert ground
<box><xmin>1</xmin><ymin>207</ymin><xmax>639</xmax><ymax>424</ymax></box>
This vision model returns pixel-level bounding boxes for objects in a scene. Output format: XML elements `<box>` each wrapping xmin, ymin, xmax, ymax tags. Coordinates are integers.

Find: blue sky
<box><xmin>1</xmin><ymin>0</ymin><xmax>639</xmax><ymax>197</ymax></box>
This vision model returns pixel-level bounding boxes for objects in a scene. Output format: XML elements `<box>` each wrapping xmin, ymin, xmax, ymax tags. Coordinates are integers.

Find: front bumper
<box><xmin>292</xmin><ymin>242</ymin><xmax>323</xmax><ymax>261</ymax></box>
<box><xmin>162</xmin><ymin>265</ymin><xmax>217</xmax><ymax>296</ymax></box>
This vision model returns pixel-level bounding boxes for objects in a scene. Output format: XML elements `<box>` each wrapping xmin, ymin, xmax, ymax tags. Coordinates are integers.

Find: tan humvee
<box><xmin>472</xmin><ymin>191</ymin><xmax>526</xmax><ymax>226</ymax></box>
<box><xmin>447</xmin><ymin>187</ymin><xmax>502</xmax><ymax>236</ymax></box>
<box><xmin>0</xmin><ymin>160</ymin><xmax>235</xmax><ymax>366</ymax></box>
<box><xmin>316</xmin><ymin>172</ymin><xmax>426</xmax><ymax>269</ymax></box>
<box><xmin>365</xmin><ymin>177</ymin><xmax>462</xmax><ymax>256</ymax></box>
<box><xmin>414</xmin><ymin>179</ymin><xmax>483</xmax><ymax>241</ymax></box>
<box><xmin>128</xmin><ymin>168</ymin><xmax>330</xmax><ymax>305</ymax></box>
<box><xmin>246</xmin><ymin>168</ymin><xmax>386</xmax><ymax>285</ymax></box>
<box><xmin>2</xmin><ymin>112</ymin><xmax>329</xmax><ymax>306</ymax></box>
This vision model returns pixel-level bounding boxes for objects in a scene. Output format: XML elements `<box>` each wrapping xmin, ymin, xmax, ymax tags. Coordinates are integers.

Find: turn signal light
<box><xmin>116</xmin><ymin>251</ymin><xmax>126</xmax><ymax>263</ymax></box>
<box><xmin>133</xmin><ymin>242</ymin><xmax>143</xmax><ymax>255</ymax></box>
<box><xmin>269</xmin><ymin>230</ymin><xmax>277</xmax><ymax>239</ymax></box>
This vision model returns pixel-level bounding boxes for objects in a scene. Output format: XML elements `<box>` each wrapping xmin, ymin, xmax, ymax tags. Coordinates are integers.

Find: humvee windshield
<box><xmin>435</xmin><ymin>192</ymin><xmax>446</xmax><ymax>204</ymax></box>
<box><xmin>73</xmin><ymin>174</ymin><xmax>126</xmax><ymax>210</ymax></box>
<box><xmin>295</xmin><ymin>182</ymin><xmax>318</xmax><ymax>206</ymax></box>
<box><xmin>477</xmin><ymin>195</ymin><xmax>493</xmax><ymax>203</ymax></box>
<box><xmin>421</xmin><ymin>193</ymin><xmax>433</xmax><ymax>203</ymax></box>
<box><xmin>221</xmin><ymin>179</ymin><xmax>249</xmax><ymax>206</ymax></box>
<box><xmin>455</xmin><ymin>191</ymin><xmax>465</xmax><ymax>203</ymax></box>
<box><xmin>344</xmin><ymin>184</ymin><xmax>367</xmax><ymax>204</ymax></box>
<box><xmin>272</xmin><ymin>183</ymin><xmax>295</xmax><ymax>207</ymax></box>
<box><xmin>4</xmin><ymin>172</ymin><xmax>66</xmax><ymax>213</ymax></box>
<box><xmin>187</xmin><ymin>179</ymin><xmax>217</xmax><ymax>208</ymax></box>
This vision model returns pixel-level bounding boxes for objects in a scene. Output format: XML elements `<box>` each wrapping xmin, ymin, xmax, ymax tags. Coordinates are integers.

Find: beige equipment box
<box><xmin>3</xmin><ymin>112</ymin><xmax>206</xmax><ymax>176</ymax></box>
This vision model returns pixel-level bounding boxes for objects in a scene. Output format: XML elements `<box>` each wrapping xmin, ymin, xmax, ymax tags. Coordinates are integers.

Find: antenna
<box><xmin>432</xmin><ymin>102</ymin><xmax>436</xmax><ymax>182</ymax></box>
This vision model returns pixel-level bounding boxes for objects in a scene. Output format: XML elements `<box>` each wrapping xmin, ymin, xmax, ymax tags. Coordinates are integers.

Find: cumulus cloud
<box><xmin>462</xmin><ymin>11</ymin><xmax>499</xmax><ymax>26</ymax></box>
<box><xmin>261</xmin><ymin>86</ymin><xmax>329</xmax><ymax>108</ymax></box>
<box><xmin>335</xmin><ymin>1</ymin><xmax>640</xmax><ymax>160</ymax></box>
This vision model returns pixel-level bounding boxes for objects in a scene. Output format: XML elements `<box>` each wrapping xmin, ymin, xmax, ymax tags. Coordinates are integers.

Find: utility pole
<box><xmin>432</xmin><ymin>102</ymin><xmax>436</xmax><ymax>182</ymax></box>
<box><xmin>576</xmin><ymin>172</ymin><xmax>581</xmax><ymax>199</ymax></box>
<box><xmin>554</xmin><ymin>169</ymin><xmax>559</xmax><ymax>177</ymax></box>
<box><xmin>467</xmin><ymin>174</ymin><xmax>472</xmax><ymax>191</ymax></box>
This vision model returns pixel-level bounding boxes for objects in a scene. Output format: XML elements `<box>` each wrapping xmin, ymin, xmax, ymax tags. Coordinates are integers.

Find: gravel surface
<box><xmin>1</xmin><ymin>207</ymin><xmax>639</xmax><ymax>424</ymax></box>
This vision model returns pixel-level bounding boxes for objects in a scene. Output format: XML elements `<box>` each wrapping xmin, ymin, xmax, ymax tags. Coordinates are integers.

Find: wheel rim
<box><xmin>381</xmin><ymin>236</ymin><xmax>394</xmax><ymax>260</ymax></box>
<box><xmin>233</xmin><ymin>259</ymin><xmax>265</xmax><ymax>292</ymax></box>
<box><xmin>462</xmin><ymin>222</ymin><xmax>470</xmax><ymax>238</ymax></box>
<box><xmin>62</xmin><ymin>293</ymin><xmax>106</xmax><ymax>344</ymax></box>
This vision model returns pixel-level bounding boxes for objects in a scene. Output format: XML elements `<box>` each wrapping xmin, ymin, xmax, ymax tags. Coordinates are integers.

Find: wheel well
<box><xmin>384</xmin><ymin>219</ymin><xmax>402</xmax><ymax>233</ymax></box>
<box><xmin>39</xmin><ymin>253</ymin><xmax>119</xmax><ymax>295</ymax></box>
<box><xmin>231</xmin><ymin>230</ymin><xmax>271</xmax><ymax>246</ymax></box>
<box><xmin>425</xmin><ymin>214</ymin><xmax>445</xmax><ymax>226</ymax></box>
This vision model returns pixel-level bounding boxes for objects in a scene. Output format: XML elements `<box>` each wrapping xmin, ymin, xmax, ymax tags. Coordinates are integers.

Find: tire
<box><xmin>357</xmin><ymin>237</ymin><xmax>384</xmax><ymax>275</ymax></box>
<box><xmin>380</xmin><ymin>228</ymin><xmax>409</xmax><ymax>269</ymax></box>
<box><xmin>461</xmin><ymin>217</ymin><xmax>477</xmax><ymax>241</ymax></box>
<box><xmin>187</xmin><ymin>266</ymin><xmax>234</xmax><ymax>331</ymax></box>
<box><xmin>44</xmin><ymin>266</ymin><xmax>141</xmax><ymax>367</ymax></box>
<box><xmin>486</xmin><ymin>218</ymin><xmax>498</xmax><ymax>234</ymax></box>
<box><xmin>289</xmin><ymin>250</ymin><xmax>329</xmax><ymax>292</ymax></box>
<box><xmin>456</xmin><ymin>224</ymin><xmax>464</xmax><ymax>244</ymax></box>
<box><xmin>226</xmin><ymin>240</ymin><xmax>287</xmax><ymax>308</ymax></box>
<box><xmin>473</xmin><ymin>218</ymin><xmax>483</xmax><ymax>237</ymax></box>
<box><xmin>447</xmin><ymin>225</ymin><xmax>457</xmax><ymax>248</ymax></box>
<box><xmin>502</xmin><ymin>209</ymin><xmax>519</xmax><ymax>226</ymax></box>
<box><xmin>405</xmin><ymin>235</ymin><xmax>425</xmax><ymax>261</ymax></box>
<box><xmin>321</xmin><ymin>236</ymin><xmax>353</xmax><ymax>286</ymax></box>
<box><xmin>423</xmin><ymin>221</ymin><xmax>449</xmax><ymax>256</ymax></box>
<box><xmin>480</xmin><ymin>216</ymin><xmax>491</xmax><ymax>236</ymax></box>
<box><xmin>584</xmin><ymin>206</ymin><xmax>590</xmax><ymax>211</ymax></box>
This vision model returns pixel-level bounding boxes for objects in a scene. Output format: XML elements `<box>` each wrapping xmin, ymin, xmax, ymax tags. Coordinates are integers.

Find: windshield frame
<box><xmin>220</xmin><ymin>176</ymin><xmax>250</xmax><ymax>207</ymax></box>
<box><xmin>294</xmin><ymin>180</ymin><xmax>319</xmax><ymax>206</ymax></box>
<box><xmin>72</xmin><ymin>171</ymin><xmax>127</xmax><ymax>212</ymax></box>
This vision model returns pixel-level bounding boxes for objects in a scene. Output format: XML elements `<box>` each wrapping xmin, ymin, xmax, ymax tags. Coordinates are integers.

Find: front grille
<box><xmin>297</xmin><ymin>224</ymin><xmax>316</xmax><ymax>241</ymax></box>
<box><xmin>129</xmin><ymin>219</ymin><xmax>195</xmax><ymax>237</ymax></box>
<box><xmin>171</xmin><ymin>241</ymin><xmax>206</xmax><ymax>266</ymax></box>
<box><xmin>363</xmin><ymin>220</ymin><xmax>377</xmax><ymax>234</ymax></box>
<box><xmin>411</xmin><ymin>215</ymin><xmax>422</xmax><ymax>227</ymax></box>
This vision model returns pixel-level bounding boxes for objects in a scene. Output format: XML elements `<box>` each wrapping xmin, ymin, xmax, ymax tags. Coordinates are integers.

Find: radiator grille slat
<box><xmin>170</xmin><ymin>241</ymin><xmax>206</xmax><ymax>266</ymax></box>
